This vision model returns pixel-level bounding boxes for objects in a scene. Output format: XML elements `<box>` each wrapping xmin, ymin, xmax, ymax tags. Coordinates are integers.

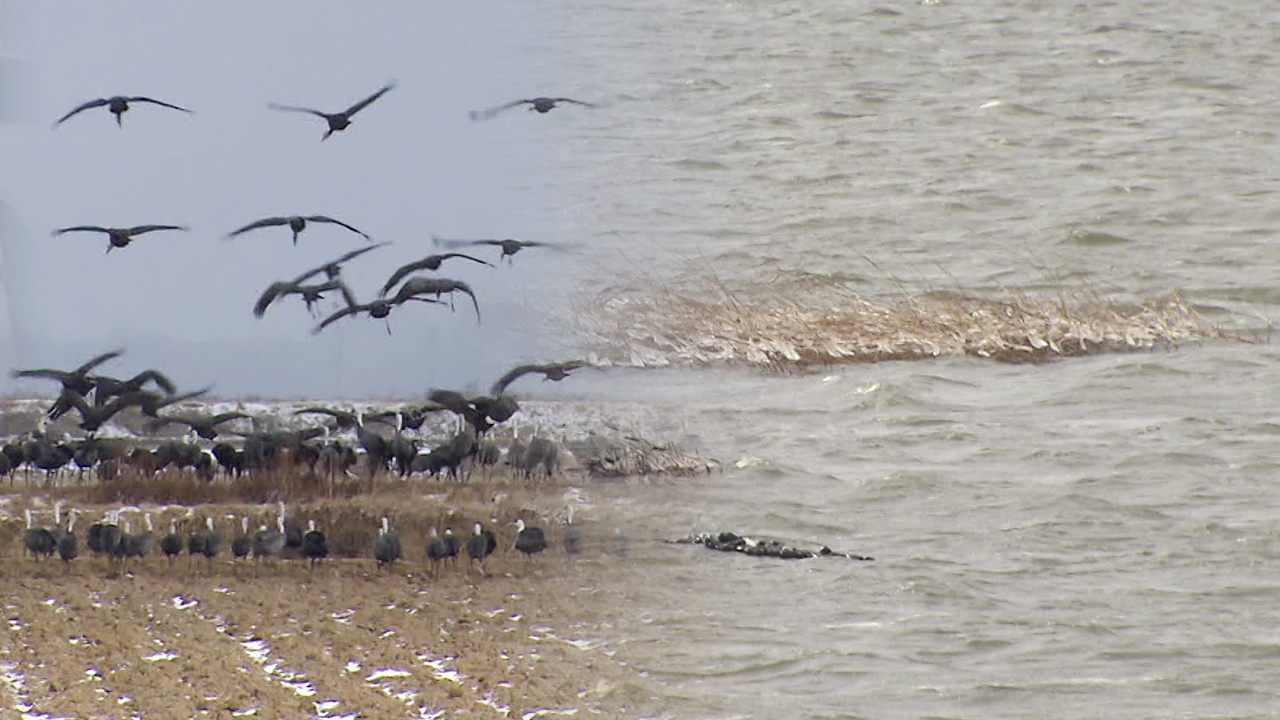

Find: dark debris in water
<box><xmin>669</xmin><ymin>532</ymin><xmax>873</xmax><ymax>561</ymax></box>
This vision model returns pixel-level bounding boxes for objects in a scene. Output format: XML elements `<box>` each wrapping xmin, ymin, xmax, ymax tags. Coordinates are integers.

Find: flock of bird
<box><xmin>21</xmin><ymin>498</ymin><xmax>572</xmax><ymax>576</ymax></box>
<box><xmin>5</xmin><ymin>347</ymin><xmax>594</xmax><ymax>485</ymax></box>
<box><xmin>11</xmin><ymin>75</ymin><xmax>609</xmax><ymax>570</ymax></box>
<box><xmin>48</xmin><ymin>81</ymin><xmax>591</xmax><ymax>334</ymax></box>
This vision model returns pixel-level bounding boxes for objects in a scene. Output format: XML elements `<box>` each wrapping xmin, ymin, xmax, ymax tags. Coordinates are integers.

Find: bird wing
<box><xmin>343</xmin><ymin>82</ymin><xmax>396</xmax><ymax>117</ymax></box>
<box><xmin>128</xmin><ymin>369</ymin><xmax>178</xmax><ymax>394</ymax></box>
<box><xmin>125</xmin><ymin>224</ymin><xmax>187</xmax><ymax>236</ymax></box>
<box><xmin>313</xmin><ymin>278</ymin><xmax>359</xmax><ymax>309</ymax></box>
<box><xmin>456</xmin><ymin>280</ymin><xmax>481</xmax><ymax>324</ymax></box>
<box><xmin>208</xmin><ymin>411</ymin><xmax>251</xmax><ymax>426</ymax></box>
<box><xmin>379</xmin><ymin>259</ymin><xmax>431</xmax><ymax>296</ymax></box>
<box><xmin>430</xmin><ymin>234</ymin><xmax>481</xmax><ymax>248</ymax></box>
<box><xmin>53</xmin><ymin>98</ymin><xmax>108</xmax><ymax>126</ymax></box>
<box><xmin>293</xmin><ymin>407</ymin><xmax>352</xmax><ymax>422</ymax></box>
<box><xmin>427</xmin><ymin>389</ymin><xmax>474</xmax><ymax>416</ymax></box>
<box><xmin>253</xmin><ymin>281</ymin><xmax>293</xmax><ymax>318</ymax></box>
<box><xmin>313</xmin><ymin>305</ymin><xmax>363</xmax><ymax>334</ymax></box>
<box><xmin>267</xmin><ymin>103</ymin><xmax>330</xmax><ymax>118</ymax></box>
<box><xmin>228</xmin><ymin>217</ymin><xmax>291</xmax><ymax>238</ymax></box>
<box><xmin>305</xmin><ymin>215</ymin><xmax>370</xmax><ymax>239</ymax></box>
<box><xmin>73</xmin><ymin>349</ymin><xmax>126</xmax><ymax>376</ymax></box>
<box><xmin>158</xmin><ymin>386</ymin><xmax>212</xmax><ymax>409</ymax></box>
<box><xmin>552</xmin><ymin>97</ymin><xmax>598</xmax><ymax>108</ymax></box>
<box><xmin>469</xmin><ymin>98</ymin><xmax>530</xmax><ymax>121</ymax></box>
<box><xmin>489</xmin><ymin>364</ymin><xmax>543</xmax><ymax>397</ymax></box>
<box><xmin>437</xmin><ymin>252</ymin><xmax>495</xmax><ymax>267</ymax></box>
<box><xmin>52</xmin><ymin>225</ymin><xmax>110</xmax><ymax>236</ymax></box>
<box><xmin>127</xmin><ymin>96</ymin><xmax>192</xmax><ymax>113</ymax></box>
<box><xmin>293</xmin><ymin>242</ymin><xmax>391</xmax><ymax>283</ymax></box>
<box><xmin>11</xmin><ymin>368</ymin><xmax>72</xmax><ymax>382</ymax></box>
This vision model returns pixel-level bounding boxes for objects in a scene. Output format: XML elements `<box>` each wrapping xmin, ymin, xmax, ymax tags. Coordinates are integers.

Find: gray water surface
<box><xmin>487</xmin><ymin>1</ymin><xmax>1280</xmax><ymax>717</ymax></box>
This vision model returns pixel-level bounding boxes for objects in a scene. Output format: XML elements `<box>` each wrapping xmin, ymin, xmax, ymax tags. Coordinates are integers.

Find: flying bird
<box><xmin>254</xmin><ymin>277</ymin><xmax>357</xmax><ymax>319</ymax></box>
<box><xmin>378</xmin><ymin>253</ymin><xmax>493</xmax><ymax>296</ymax></box>
<box><xmin>56</xmin><ymin>386</ymin><xmax>212</xmax><ymax>432</ymax></box>
<box><xmin>252</xmin><ymin>243</ymin><xmax>387</xmax><ymax>318</ymax></box>
<box><xmin>268</xmin><ymin>82</ymin><xmax>396</xmax><ymax>140</ymax></box>
<box><xmin>12</xmin><ymin>349</ymin><xmax>123</xmax><ymax>397</ymax></box>
<box><xmin>146</xmin><ymin>411</ymin><xmax>252</xmax><ymax>440</ymax></box>
<box><xmin>470</xmin><ymin>96</ymin><xmax>596</xmax><ymax>121</ymax></box>
<box><xmin>226</xmin><ymin>215</ymin><xmax>370</xmax><ymax>245</ymax></box>
<box><xmin>311</xmin><ymin>296</ymin><xmax>441</xmax><ymax>335</ymax></box>
<box><xmin>53</xmin><ymin>95</ymin><xmax>191</xmax><ymax>128</ymax></box>
<box><xmin>386</xmin><ymin>276</ymin><xmax>481</xmax><ymax>324</ymax></box>
<box><xmin>53</xmin><ymin>224</ymin><xmax>187</xmax><ymax>253</ymax></box>
<box><xmin>431</xmin><ymin>234</ymin><xmax>557</xmax><ymax>264</ymax></box>
<box><xmin>489</xmin><ymin>360</ymin><xmax>591</xmax><ymax>396</ymax></box>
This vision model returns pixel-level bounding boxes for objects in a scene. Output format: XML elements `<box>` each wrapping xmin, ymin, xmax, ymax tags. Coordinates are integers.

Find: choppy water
<box><xmin>485</xmin><ymin>1</ymin><xmax>1280</xmax><ymax>718</ymax></box>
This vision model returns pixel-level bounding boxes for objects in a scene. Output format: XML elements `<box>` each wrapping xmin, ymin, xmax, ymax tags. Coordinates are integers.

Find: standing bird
<box><xmin>443</xmin><ymin>528</ymin><xmax>461</xmax><ymax>568</ymax></box>
<box><xmin>386</xmin><ymin>277</ymin><xmax>482</xmax><ymax>324</ymax></box>
<box><xmin>514</xmin><ymin>518</ymin><xmax>548</xmax><ymax>561</ymax></box>
<box><xmin>252</xmin><ymin>503</ymin><xmax>287</xmax><ymax>569</ymax></box>
<box><xmin>469</xmin><ymin>96</ymin><xmax>596</xmax><ymax>121</ymax></box>
<box><xmin>53</xmin><ymin>224</ymin><xmax>187</xmax><ymax>254</ymax></box>
<box><xmin>125</xmin><ymin>511</ymin><xmax>156</xmax><ymax>562</ymax></box>
<box><xmin>269</xmin><ymin>82</ymin><xmax>396</xmax><ymax>140</ymax></box>
<box><xmin>378</xmin><ymin>253</ymin><xmax>493</xmax><ymax>296</ymax></box>
<box><xmin>58</xmin><ymin>509</ymin><xmax>80</xmax><ymax>567</ymax></box>
<box><xmin>432</xmin><ymin>234</ymin><xmax>557</xmax><ymax>264</ymax></box>
<box><xmin>425</xmin><ymin>527</ymin><xmax>449</xmax><ymax>578</ymax></box>
<box><xmin>466</xmin><ymin>522</ymin><xmax>494</xmax><ymax>576</ymax></box>
<box><xmin>226</xmin><ymin>215</ymin><xmax>370</xmax><ymax>245</ymax></box>
<box><xmin>200</xmin><ymin>516</ymin><xmax>222</xmax><ymax>569</ymax></box>
<box><xmin>489</xmin><ymin>360</ymin><xmax>591</xmax><ymax>396</ymax></box>
<box><xmin>160</xmin><ymin>520</ymin><xmax>184</xmax><ymax>567</ymax></box>
<box><xmin>53</xmin><ymin>94</ymin><xmax>191</xmax><ymax>128</ymax></box>
<box><xmin>23</xmin><ymin>509</ymin><xmax>56</xmax><ymax>560</ymax></box>
<box><xmin>374</xmin><ymin>516</ymin><xmax>401</xmax><ymax>572</ymax></box>
<box><xmin>302</xmin><ymin>520</ymin><xmax>329</xmax><ymax>570</ymax></box>
<box><xmin>231</xmin><ymin>516</ymin><xmax>253</xmax><ymax>563</ymax></box>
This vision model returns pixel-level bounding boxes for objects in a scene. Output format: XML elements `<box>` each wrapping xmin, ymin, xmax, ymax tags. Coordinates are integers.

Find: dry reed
<box><xmin>566</xmin><ymin>262</ymin><xmax>1239</xmax><ymax>368</ymax></box>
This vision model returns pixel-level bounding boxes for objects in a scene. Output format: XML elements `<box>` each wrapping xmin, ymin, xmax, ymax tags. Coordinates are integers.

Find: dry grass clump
<box><xmin>567</xmin><ymin>266</ymin><xmax>1237</xmax><ymax>368</ymax></box>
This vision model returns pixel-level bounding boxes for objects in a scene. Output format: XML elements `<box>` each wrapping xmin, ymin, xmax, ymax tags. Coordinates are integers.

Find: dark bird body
<box><xmin>228</xmin><ymin>215</ymin><xmax>369</xmax><ymax>245</ymax></box>
<box><xmin>303</xmin><ymin>520</ymin><xmax>328</xmax><ymax>570</ymax></box>
<box><xmin>379</xmin><ymin>253</ymin><xmax>493</xmax><ymax>296</ymax></box>
<box><xmin>514</xmin><ymin>518</ymin><xmax>548</xmax><ymax>559</ymax></box>
<box><xmin>255</xmin><ymin>278</ymin><xmax>357</xmax><ymax>319</ymax></box>
<box><xmin>53</xmin><ymin>224</ymin><xmax>187</xmax><ymax>253</ymax></box>
<box><xmin>54</xmin><ymin>95</ymin><xmax>191</xmax><ymax>128</ymax></box>
<box><xmin>269</xmin><ymin>82</ymin><xmax>396</xmax><ymax>140</ymax></box>
<box><xmin>160</xmin><ymin>521</ymin><xmax>183</xmax><ymax>566</ymax></box>
<box><xmin>374</xmin><ymin>516</ymin><xmax>401</xmax><ymax>571</ymax></box>
<box><xmin>58</xmin><ymin>510</ymin><xmax>80</xmax><ymax>566</ymax></box>
<box><xmin>312</xmin><ymin>296</ymin><xmax>441</xmax><ymax>334</ymax></box>
<box><xmin>56</xmin><ymin>386</ymin><xmax>210</xmax><ymax>432</ymax></box>
<box><xmin>24</xmin><ymin>509</ymin><xmax>56</xmax><ymax>560</ymax></box>
<box><xmin>470</xmin><ymin>96</ymin><xmax>596</xmax><ymax>121</ymax></box>
<box><xmin>467</xmin><ymin>522</ymin><xmax>495</xmax><ymax>575</ymax></box>
<box><xmin>425</xmin><ymin>527</ymin><xmax>449</xmax><ymax>577</ymax></box>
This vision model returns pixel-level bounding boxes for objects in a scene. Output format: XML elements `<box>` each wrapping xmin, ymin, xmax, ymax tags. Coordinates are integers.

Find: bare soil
<box><xmin>0</xmin><ymin>488</ymin><xmax>668</xmax><ymax>720</ymax></box>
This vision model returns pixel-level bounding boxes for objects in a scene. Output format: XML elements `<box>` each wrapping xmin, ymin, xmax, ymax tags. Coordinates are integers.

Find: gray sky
<box><xmin>1</xmin><ymin>1</ymin><xmax>595</xmax><ymax>398</ymax></box>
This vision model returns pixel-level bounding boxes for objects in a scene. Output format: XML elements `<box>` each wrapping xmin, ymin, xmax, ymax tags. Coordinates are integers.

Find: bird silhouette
<box><xmin>269</xmin><ymin>82</ymin><xmax>396</xmax><ymax>140</ymax></box>
<box><xmin>53</xmin><ymin>224</ymin><xmax>187</xmax><ymax>254</ymax></box>
<box><xmin>12</xmin><ymin>349</ymin><xmax>124</xmax><ymax>399</ymax></box>
<box><xmin>88</xmin><ymin>369</ymin><xmax>179</xmax><ymax>406</ymax></box>
<box><xmin>146</xmin><ymin>411</ymin><xmax>251</xmax><ymax>440</ymax></box>
<box><xmin>431</xmin><ymin>234</ymin><xmax>556</xmax><ymax>264</ymax></box>
<box><xmin>312</xmin><ymin>296</ymin><xmax>441</xmax><ymax>335</ymax></box>
<box><xmin>378</xmin><ymin>253</ymin><xmax>493</xmax><ymax>296</ymax></box>
<box><xmin>489</xmin><ymin>360</ymin><xmax>591</xmax><ymax>396</ymax></box>
<box><xmin>56</xmin><ymin>386</ymin><xmax>211</xmax><ymax>432</ymax></box>
<box><xmin>386</xmin><ymin>276</ymin><xmax>481</xmax><ymax>324</ymax></box>
<box><xmin>254</xmin><ymin>277</ymin><xmax>357</xmax><ymax>319</ymax></box>
<box><xmin>227</xmin><ymin>215</ymin><xmax>370</xmax><ymax>245</ymax></box>
<box><xmin>470</xmin><ymin>96</ymin><xmax>596</xmax><ymax>121</ymax></box>
<box><xmin>53</xmin><ymin>95</ymin><xmax>191</xmax><ymax>128</ymax></box>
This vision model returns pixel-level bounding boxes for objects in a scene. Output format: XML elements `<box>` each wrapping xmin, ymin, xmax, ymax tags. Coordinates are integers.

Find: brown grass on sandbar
<box><xmin>566</xmin><ymin>262</ymin><xmax>1245</xmax><ymax>369</ymax></box>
